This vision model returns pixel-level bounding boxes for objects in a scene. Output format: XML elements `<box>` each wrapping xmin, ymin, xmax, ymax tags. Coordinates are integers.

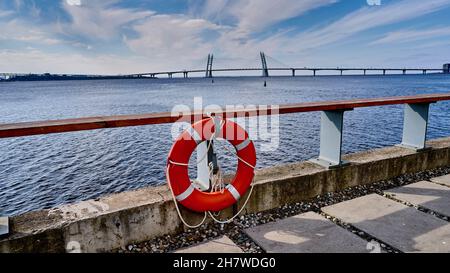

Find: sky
<box><xmin>1</xmin><ymin>0</ymin><xmax>450</xmax><ymax>74</ymax></box>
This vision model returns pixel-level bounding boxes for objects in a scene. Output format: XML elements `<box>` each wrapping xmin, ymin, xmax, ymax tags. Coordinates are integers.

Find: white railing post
<box><xmin>398</xmin><ymin>103</ymin><xmax>432</xmax><ymax>151</ymax></box>
<box><xmin>0</xmin><ymin>216</ymin><xmax>8</xmax><ymax>237</ymax></box>
<box><xmin>310</xmin><ymin>109</ymin><xmax>352</xmax><ymax>169</ymax></box>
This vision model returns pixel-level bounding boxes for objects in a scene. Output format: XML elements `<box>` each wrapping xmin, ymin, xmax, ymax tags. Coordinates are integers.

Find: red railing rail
<box><xmin>0</xmin><ymin>93</ymin><xmax>450</xmax><ymax>139</ymax></box>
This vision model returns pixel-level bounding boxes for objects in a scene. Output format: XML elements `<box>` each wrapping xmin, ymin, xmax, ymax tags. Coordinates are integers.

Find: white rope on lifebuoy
<box><xmin>207</xmin><ymin>185</ymin><xmax>254</xmax><ymax>224</ymax></box>
<box><xmin>166</xmin><ymin>166</ymin><xmax>208</xmax><ymax>229</ymax></box>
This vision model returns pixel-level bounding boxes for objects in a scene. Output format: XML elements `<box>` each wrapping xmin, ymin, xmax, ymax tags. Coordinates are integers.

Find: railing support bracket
<box><xmin>0</xmin><ymin>217</ymin><xmax>9</xmax><ymax>237</ymax></box>
<box><xmin>397</xmin><ymin>102</ymin><xmax>433</xmax><ymax>151</ymax></box>
<box><xmin>310</xmin><ymin>109</ymin><xmax>353</xmax><ymax>169</ymax></box>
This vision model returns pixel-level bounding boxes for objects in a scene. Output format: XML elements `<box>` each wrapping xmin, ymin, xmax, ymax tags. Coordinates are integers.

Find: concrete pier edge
<box><xmin>1</xmin><ymin>137</ymin><xmax>449</xmax><ymax>253</ymax></box>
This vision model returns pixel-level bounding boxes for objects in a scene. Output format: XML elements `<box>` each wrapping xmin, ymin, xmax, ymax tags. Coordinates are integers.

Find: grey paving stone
<box><xmin>431</xmin><ymin>174</ymin><xmax>450</xmax><ymax>187</ymax></box>
<box><xmin>245</xmin><ymin>212</ymin><xmax>370</xmax><ymax>253</ymax></box>
<box><xmin>385</xmin><ymin>181</ymin><xmax>450</xmax><ymax>217</ymax></box>
<box><xmin>175</xmin><ymin>236</ymin><xmax>243</xmax><ymax>253</ymax></box>
<box><xmin>322</xmin><ymin>194</ymin><xmax>450</xmax><ymax>253</ymax></box>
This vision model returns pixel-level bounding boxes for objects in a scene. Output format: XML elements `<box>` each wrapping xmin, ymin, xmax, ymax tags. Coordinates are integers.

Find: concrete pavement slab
<box><xmin>385</xmin><ymin>181</ymin><xmax>450</xmax><ymax>217</ymax></box>
<box><xmin>174</xmin><ymin>236</ymin><xmax>243</xmax><ymax>253</ymax></box>
<box><xmin>322</xmin><ymin>194</ymin><xmax>450</xmax><ymax>253</ymax></box>
<box><xmin>431</xmin><ymin>174</ymin><xmax>450</xmax><ymax>187</ymax></box>
<box><xmin>245</xmin><ymin>212</ymin><xmax>370</xmax><ymax>253</ymax></box>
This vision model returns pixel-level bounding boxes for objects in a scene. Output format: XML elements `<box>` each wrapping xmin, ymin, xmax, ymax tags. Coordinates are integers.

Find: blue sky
<box><xmin>1</xmin><ymin>0</ymin><xmax>450</xmax><ymax>74</ymax></box>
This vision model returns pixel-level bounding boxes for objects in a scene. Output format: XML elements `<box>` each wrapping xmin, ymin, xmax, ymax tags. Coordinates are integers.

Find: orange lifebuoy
<box><xmin>167</xmin><ymin>117</ymin><xmax>256</xmax><ymax>213</ymax></box>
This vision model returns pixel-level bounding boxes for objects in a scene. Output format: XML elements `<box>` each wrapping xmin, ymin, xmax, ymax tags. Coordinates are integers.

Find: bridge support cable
<box><xmin>264</xmin><ymin>54</ymin><xmax>295</xmax><ymax>76</ymax></box>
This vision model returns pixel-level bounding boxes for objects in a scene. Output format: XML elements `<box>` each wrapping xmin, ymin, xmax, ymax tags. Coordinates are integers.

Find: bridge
<box><xmin>129</xmin><ymin>52</ymin><xmax>449</xmax><ymax>79</ymax></box>
<box><xmin>1</xmin><ymin>53</ymin><xmax>449</xmax><ymax>81</ymax></box>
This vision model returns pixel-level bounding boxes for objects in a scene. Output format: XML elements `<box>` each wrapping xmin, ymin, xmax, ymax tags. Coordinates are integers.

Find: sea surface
<box><xmin>1</xmin><ymin>75</ymin><xmax>450</xmax><ymax>216</ymax></box>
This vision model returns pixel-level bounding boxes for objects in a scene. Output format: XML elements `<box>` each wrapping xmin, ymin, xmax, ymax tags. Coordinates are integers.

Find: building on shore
<box><xmin>444</xmin><ymin>64</ymin><xmax>450</xmax><ymax>74</ymax></box>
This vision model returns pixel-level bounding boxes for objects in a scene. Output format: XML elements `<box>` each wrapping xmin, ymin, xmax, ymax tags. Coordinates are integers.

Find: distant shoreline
<box><xmin>0</xmin><ymin>73</ymin><xmax>152</xmax><ymax>82</ymax></box>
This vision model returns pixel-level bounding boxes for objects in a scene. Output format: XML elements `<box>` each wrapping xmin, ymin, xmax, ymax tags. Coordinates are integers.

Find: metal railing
<box><xmin>1</xmin><ymin>93</ymin><xmax>450</xmax><ymax>167</ymax></box>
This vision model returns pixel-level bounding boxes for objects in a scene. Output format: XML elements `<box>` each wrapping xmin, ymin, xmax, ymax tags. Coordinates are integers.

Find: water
<box><xmin>1</xmin><ymin>75</ymin><xmax>450</xmax><ymax>216</ymax></box>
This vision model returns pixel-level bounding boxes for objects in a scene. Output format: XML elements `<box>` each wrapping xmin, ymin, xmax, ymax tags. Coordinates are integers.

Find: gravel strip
<box><xmin>115</xmin><ymin>166</ymin><xmax>450</xmax><ymax>253</ymax></box>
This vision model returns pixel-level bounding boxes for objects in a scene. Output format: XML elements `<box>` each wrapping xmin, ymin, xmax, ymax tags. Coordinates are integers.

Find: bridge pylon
<box><xmin>205</xmin><ymin>54</ymin><xmax>214</xmax><ymax>78</ymax></box>
<box><xmin>260</xmin><ymin>52</ymin><xmax>269</xmax><ymax>77</ymax></box>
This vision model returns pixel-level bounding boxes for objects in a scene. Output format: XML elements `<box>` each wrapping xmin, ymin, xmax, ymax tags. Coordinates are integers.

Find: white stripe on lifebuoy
<box><xmin>176</xmin><ymin>184</ymin><xmax>195</xmax><ymax>202</ymax></box>
<box><xmin>186</xmin><ymin>127</ymin><xmax>202</xmax><ymax>144</ymax></box>
<box><xmin>235</xmin><ymin>138</ymin><xmax>251</xmax><ymax>151</ymax></box>
<box><xmin>226</xmin><ymin>184</ymin><xmax>241</xmax><ymax>201</ymax></box>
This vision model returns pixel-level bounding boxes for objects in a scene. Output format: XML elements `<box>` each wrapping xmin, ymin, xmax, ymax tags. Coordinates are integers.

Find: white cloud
<box><xmin>2</xmin><ymin>0</ymin><xmax>450</xmax><ymax>74</ymax></box>
<box><xmin>0</xmin><ymin>49</ymin><xmax>155</xmax><ymax>74</ymax></box>
<box><xmin>0</xmin><ymin>19</ymin><xmax>62</xmax><ymax>45</ymax></box>
<box><xmin>162</xmin><ymin>0</ymin><xmax>337</xmax><ymax>66</ymax></box>
<box><xmin>187</xmin><ymin>0</ymin><xmax>450</xmax><ymax>67</ymax></box>
<box><xmin>285</xmin><ymin>0</ymin><xmax>450</xmax><ymax>51</ymax></box>
<box><xmin>124</xmin><ymin>14</ymin><xmax>227</xmax><ymax>69</ymax></box>
<box><xmin>62</xmin><ymin>0</ymin><xmax>154</xmax><ymax>40</ymax></box>
<box><xmin>372</xmin><ymin>27</ymin><xmax>450</xmax><ymax>45</ymax></box>
<box><xmin>0</xmin><ymin>10</ymin><xmax>14</xmax><ymax>18</ymax></box>
<box><xmin>66</xmin><ymin>0</ymin><xmax>82</xmax><ymax>6</ymax></box>
<box><xmin>230</xmin><ymin>0</ymin><xmax>338</xmax><ymax>34</ymax></box>
<box><xmin>199</xmin><ymin>0</ymin><xmax>338</xmax><ymax>34</ymax></box>
<box><xmin>198</xmin><ymin>0</ymin><xmax>229</xmax><ymax>21</ymax></box>
<box><xmin>204</xmin><ymin>0</ymin><xmax>450</xmax><ymax>68</ymax></box>
<box><xmin>13</xmin><ymin>0</ymin><xmax>23</xmax><ymax>10</ymax></box>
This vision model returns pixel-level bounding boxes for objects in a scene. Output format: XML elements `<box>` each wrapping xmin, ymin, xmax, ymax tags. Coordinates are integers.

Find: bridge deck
<box><xmin>135</xmin><ymin>67</ymin><xmax>443</xmax><ymax>76</ymax></box>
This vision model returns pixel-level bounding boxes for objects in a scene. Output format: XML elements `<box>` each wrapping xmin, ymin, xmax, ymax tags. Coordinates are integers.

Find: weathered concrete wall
<box><xmin>1</xmin><ymin>137</ymin><xmax>450</xmax><ymax>253</ymax></box>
